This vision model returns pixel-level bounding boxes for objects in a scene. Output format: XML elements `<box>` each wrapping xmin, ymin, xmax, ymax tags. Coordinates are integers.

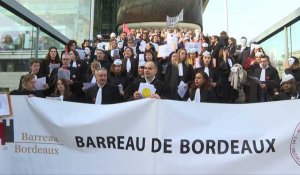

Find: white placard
<box><xmin>157</xmin><ymin>44</ymin><xmax>175</xmax><ymax>58</ymax></box>
<box><xmin>138</xmin><ymin>83</ymin><xmax>156</xmax><ymax>98</ymax></box>
<box><xmin>34</xmin><ymin>77</ymin><xmax>47</xmax><ymax>90</ymax></box>
<box><xmin>49</xmin><ymin>63</ymin><xmax>60</xmax><ymax>74</ymax></box>
<box><xmin>58</xmin><ymin>69</ymin><xmax>70</xmax><ymax>80</ymax></box>
<box><xmin>185</xmin><ymin>42</ymin><xmax>201</xmax><ymax>53</ymax></box>
<box><xmin>83</xmin><ymin>83</ymin><xmax>95</xmax><ymax>90</ymax></box>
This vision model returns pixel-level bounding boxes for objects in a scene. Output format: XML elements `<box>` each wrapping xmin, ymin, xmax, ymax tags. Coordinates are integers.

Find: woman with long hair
<box><xmin>54</xmin><ymin>78</ymin><xmax>77</xmax><ymax>102</ymax></box>
<box><xmin>188</xmin><ymin>71</ymin><xmax>218</xmax><ymax>103</ymax></box>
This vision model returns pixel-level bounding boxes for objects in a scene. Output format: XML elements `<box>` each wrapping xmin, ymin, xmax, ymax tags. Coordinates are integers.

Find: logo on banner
<box><xmin>291</xmin><ymin>123</ymin><xmax>300</xmax><ymax>166</ymax></box>
<box><xmin>0</xmin><ymin>118</ymin><xmax>14</xmax><ymax>146</ymax></box>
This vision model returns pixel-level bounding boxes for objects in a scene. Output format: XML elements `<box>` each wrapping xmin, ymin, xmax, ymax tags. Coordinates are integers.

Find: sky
<box><xmin>202</xmin><ymin>0</ymin><xmax>300</xmax><ymax>44</ymax></box>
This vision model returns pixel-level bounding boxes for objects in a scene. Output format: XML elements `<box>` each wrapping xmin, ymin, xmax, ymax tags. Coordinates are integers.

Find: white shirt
<box><xmin>178</xmin><ymin>63</ymin><xmax>183</xmax><ymax>76</ymax></box>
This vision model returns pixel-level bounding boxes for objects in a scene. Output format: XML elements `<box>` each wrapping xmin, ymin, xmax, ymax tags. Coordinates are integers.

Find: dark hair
<box><xmin>81</xmin><ymin>39</ymin><xmax>89</xmax><ymax>48</ymax></box>
<box><xmin>45</xmin><ymin>47</ymin><xmax>60</xmax><ymax>62</ymax></box>
<box><xmin>291</xmin><ymin>56</ymin><xmax>299</xmax><ymax>65</ymax></box>
<box><xmin>30</xmin><ymin>59</ymin><xmax>40</xmax><ymax>66</ymax></box>
<box><xmin>55</xmin><ymin>79</ymin><xmax>71</xmax><ymax>98</ymax></box>
<box><xmin>124</xmin><ymin>47</ymin><xmax>134</xmax><ymax>59</ymax></box>
<box><xmin>144</xmin><ymin>50</ymin><xmax>157</xmax><ymax>61</ymax></box>
<box><xmin>191</xmin><ymin>71</ymin><xmax>212</xmax><ymax>91</ymax></box>
<box><xmin>70</xmin><ymin>50</ymin><xmax>80</xmax><ymax>61</ymax></box>
<box><xmin>200</xmin><ymin>54</ymin><xmax>213</xmax><ymax>68</ymax></box>
<box><xmin>67</xmin><ymin>40</ymin><xmax>77</xmax><ymax>52</ymax></box>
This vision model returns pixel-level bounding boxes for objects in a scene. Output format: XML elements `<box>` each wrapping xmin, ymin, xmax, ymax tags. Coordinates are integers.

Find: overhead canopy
<box><xmin>117</xmin><ymin>0</ymin><xmax>208</xmax><ymax>31</ymax></box>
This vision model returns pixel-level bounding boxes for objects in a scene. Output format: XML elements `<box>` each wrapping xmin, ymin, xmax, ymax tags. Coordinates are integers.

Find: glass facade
<box><xmin>260</xmin><ymin>20</ymin><xmax>300</xmax><ymax>77</ymax></box>
<box><xmin>290</xmin><ymin>21</ymin><xmax>300</xmax><ymax>58</ymax></box>
<box><xmin>94</xmin><ymin>0</ymin><xmax>120</xmax><ymax>38</ymax></box>
<box><xmin>260</xmin><ymin>30</ymin><xmax>286</xmax><ymax>76</ymax></box>
<box><xmin>16</xmin><ymin>0</ymin><xmax>91</xmax><ymax>44</ymax></box>
<box><xmin>0</xmin><ymin>6</ymin><xmax>64</xmax><ymax>68</ymax></box>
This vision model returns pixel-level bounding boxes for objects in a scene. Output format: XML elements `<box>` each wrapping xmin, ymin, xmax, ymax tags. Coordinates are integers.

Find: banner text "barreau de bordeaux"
<box><xmin>75</xmin><ymin>136</ymin><xmax>276</xmax><ymax>154</ymax></box>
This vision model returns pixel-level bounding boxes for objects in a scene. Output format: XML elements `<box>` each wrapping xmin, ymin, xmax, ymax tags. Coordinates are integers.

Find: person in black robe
<box><xmin>188</xmin><ymin>71</ymin><xmax>218</xmax><ymax>103</ymax></box>
<box><xmin>10</xmin><ymin>74</ymin><xmax>43</xmax><ymax>97</ymax></box>
<box><xmin>272</xmin><ymin>74</ymin><xmax>300</xmax><ymax>101</ymax></box>
<box><xmin>127</xmin><ymin>61</ymin><xmax>168</xmax><ymax>100</ymax></box>
<box><xmin>85</xmin><ymin>68</ymin><xmax>121</xmax><ymax>104</ymax></box>
<box><xmin>247</xmin><ymin>56</ymin><xmax>280</xmax><ymax>102</ymax></box>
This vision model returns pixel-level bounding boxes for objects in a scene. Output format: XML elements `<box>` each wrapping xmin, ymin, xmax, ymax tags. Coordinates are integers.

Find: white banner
<box><xmin>1</xmin><ymin>96</ymin><xmax>300</xmax><ymax>174</ymax></box>
<box><xmin>166</xmin><ymin>9</ymin><xmax>184</xmax><ymax>28</ymax></box>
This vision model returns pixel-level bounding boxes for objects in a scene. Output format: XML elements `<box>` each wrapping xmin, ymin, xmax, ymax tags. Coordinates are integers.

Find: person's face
<box><xmin>260</xmin><ymin>58</ymin><xmax>268</xmax><ymax>68</ymax></box>
<box><xmin>91</xmin><ymin>65</ymin><xmax>97</xmax><ymax>75</ymax></box>
<box><xmin>194</xmin><ymin>73</ymin><xmax>205</xmax><ymax>87</ymax></box>
<box><xmin>127</xmin><ymin>40</ymin><xmax>134</xmax><ymax>47</ymax></box>
<box><xmin>146</xmin><ymin>43</ymin><xmax>152</xmax><ymax>50</ymax></box>
<box><xmin>31</xmin><ymin>63</ymin><xmax>40</xmax><ymax>74</ymax></box>
<box><xmin>223</xmin><ymin>49</ymin><xmax>229</xmax><ymax>57</ymax></box>
<box><xmin>144</xmin><ymin>62</ymin><xmax>157</xmax><ymax>79</ymax></box>
<box><xmin>153</xmin><ymin>35</ymin><xmax>158</xmax><ymax>42</ymax></box>
<box><xmin>145</xmin><ymin>52</ymin><xmax>153</xmax><ymax>61</ymax></box>
<box><xmin>171</xmin><ymin>53</ymin><xmax>178</xmax><ymax>63</ymax></box>
<box><xmin>70</xmin><ymin>42</ymin><xmax>76</xmax><ymax>51</ymax></box>
<box><xmin>69</xmin><ymin>51</ymin><xmax>75</xmax><ymax>60</ymax></box>
<box><xmin>49</xmin><ymin>49</ymin><xmax>57</xmax><ymax>59</ymax></box>
<box><xmin>96</xmin><ymin>51</ymin><xmax>104</xmax><ymax>59</ymax></box>
<box><xmin>57</xmin><ymin>80</ymin><xmax>65</xmax><ymax>92</ymax></box>
<box><xmin>26</xmin><ymin>78</ymin><xmax>36</xmax><ymax>91</ymax></box>
<box><xmin>111</xmin><ymin>41</ymin><xmax>117</xmax><ymax>49</ymax></box>
<box><xmin>190</xmin><ymin>52</ymin><xmax>196</xmax><ymax>59</ymax></box>
<box><xmin>114</xmin><ymin>65</ymin><xmax>122</xmax><ymax>74</ymax></box>
<box><xmin>138</xmin><ymin>66</ymin><xmax>144</xmax><ymax>76</ymax></box>
<box><xmin>282</xmin><ymin>81</ymin><xmax>293</xmax><ymax>93</ymax></box>
<box><xmin>121</xmin><ymin>33</ymin><xmax>126</xmax><ymax>40</ymax></box>
<box><xmin>210</xmin><ymin>37</ymin><xmax>216</xmax><ymax>44</ymax></box>
<box><xmin>228</xmin><ymin>39</ymin><xmax>233</xmax><ymax>45</ymax></box>
<box><xmin>240</xmin><ymin>38</ymin><xmax>247</xmax><ymax>46</ymax></box>
<box><xmin>124</xmin><ymin>48</ymin><xmax>132</xmax><ymax>58</ymax></box>
<box><xmin>203</xmin><ymin>55</ymin><xmax>211</xmax><ymax>66</ymax></box>
<box><xmin>255</xmin><ymin>56</ymin><xmax>261</xmax><ymax>63</ymax></box>
<box><xmin>62</xmin><ymin>55</ymin><xmax>71</xmax><ymax>66</ymax></box>
<box><xmin>179</xmin><ymin>50</ymin><xmax>187</xmax><ymax>62</ymax></box>
<box><xmin>96</xmin><ymin>70</ymin><xmax>107</xmax><ymax>86</ymax></box>
<box><xmin>142</xmin><ymin>33</ymin><xmax>147</xmax><ymax>40</ymax></box>
<box><xmin>130</xmin><ymin>29</ymin><xmax>136</xmax><ymax>36</ymax></box>
<box><xmin>83</xmin><ymin>41</ymin><xmax>89</xmax><ymax>48</ymax></box>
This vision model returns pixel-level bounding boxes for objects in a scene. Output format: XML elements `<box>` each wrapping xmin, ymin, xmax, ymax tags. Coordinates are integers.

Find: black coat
<box><xmin>10</xmin><ymin>89</ymin><xmax>43</xmax><ymax>97</ymax></box>
<box><xmin>188</xmin><ymin>87</ymin><xmax>218</xmax><ymax>103</ymax></box>
<box><xmin>247</xmin><ymin>66</ymin><xmax>280</xmax><ymax>103</ymax></box>
<box><xmin>126</xmin><ymin>77</ymin><xmax>169</xmax><ymax>100</ymax></box>
<box><xmin>85</xmin><ymin>83</ymin><xmax>121</xmax><ymax>104</ymax></box>
<box><xmin>122</xmin><ymin>57</ymin><xmax>138</xmax><ymax>81</ymax></box>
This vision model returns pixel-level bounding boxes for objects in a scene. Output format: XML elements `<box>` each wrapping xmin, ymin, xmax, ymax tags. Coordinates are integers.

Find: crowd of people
<box><xmin>9</xmin><ymin>28</ymin><xmax>300</xmax><ymax>104</ymax></box>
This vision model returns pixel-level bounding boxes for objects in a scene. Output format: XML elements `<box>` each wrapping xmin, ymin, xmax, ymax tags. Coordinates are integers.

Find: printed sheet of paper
<box><xmin>138</xmin><ymin>83</ymin><xmax>156</xmax><ymax>98</ymax></box>
<box><xmin>83</xmin><ymin>83</ymin><xmax>95</xmax><ymax>90</ymax></box>
<box><xmin>49</xmin><ymin>63</ymin><xmax>60</xmax><ymax>74</ymax></box>
<box><xmin>35</xmin><ymin>77</ymin><xmax>47</xmax><ymax>90</ymax></box>
<box><xmin>177</xmin><ymin>81</ymin><xmax>188</xmax><ymax>98</ymax></box>
<box><xmin>58</xmin><ymin>69</ymin><xmax>70</xmax><ymax>80</ymax></box>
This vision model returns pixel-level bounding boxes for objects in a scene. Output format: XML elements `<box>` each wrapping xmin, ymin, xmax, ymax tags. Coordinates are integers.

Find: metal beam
<box><xmin>0</xmin><ymin>0</ymin><xmax>69</xmax><ymax>45</ymax></box>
